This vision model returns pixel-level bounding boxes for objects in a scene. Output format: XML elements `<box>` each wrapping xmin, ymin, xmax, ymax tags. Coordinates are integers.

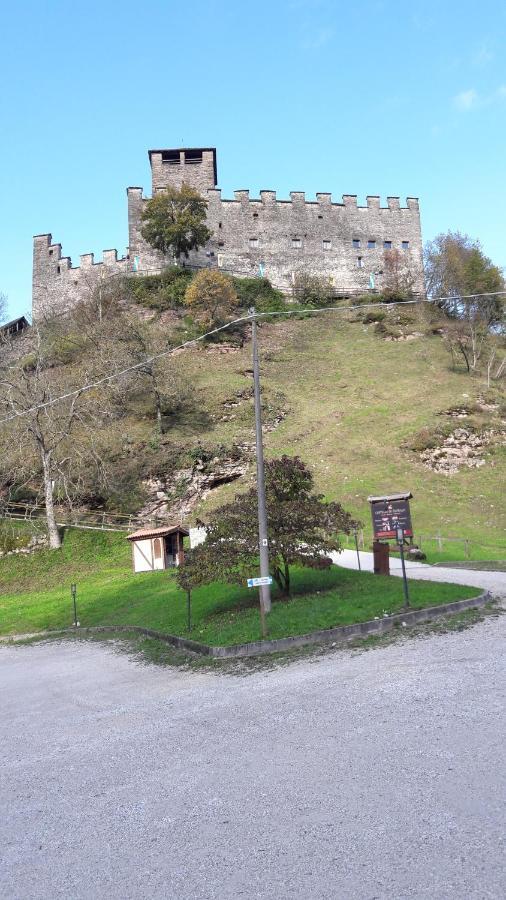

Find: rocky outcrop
<box><xmin>139</xmin><ymin>454</ymin><xmax>249</xmax><ymax>522</ymax></box>
<box><xmin>419</xmin><ymin>427</ymin><xmax>500</xmax><ymax>475</ymax></box>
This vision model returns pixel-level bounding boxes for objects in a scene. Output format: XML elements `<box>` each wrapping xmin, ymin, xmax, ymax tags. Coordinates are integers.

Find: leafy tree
<box><xmin>184</xmin><ymin>270</ymin><xmax>237</xmax><ymax>327</ymax></box>
<box><xmin>179</xmin><ymin>456</ymin><xmax>357</xmax><ymax>597</ymax></box>
<box><xmin>424</xmin><ymin>231</ymin><xmax>504</xmax><ymax>323</ymax></box>
<box><xmin>141</xmin><ymin>184</ymin><xmax>212</xmax><ymax>262</ymax></box>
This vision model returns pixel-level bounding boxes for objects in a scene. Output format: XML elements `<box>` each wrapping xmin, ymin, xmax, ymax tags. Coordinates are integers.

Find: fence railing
<box><xmin>0</xmin><ymin>501</ymin><xmax>140</xmax><ymax>533</ymax></box>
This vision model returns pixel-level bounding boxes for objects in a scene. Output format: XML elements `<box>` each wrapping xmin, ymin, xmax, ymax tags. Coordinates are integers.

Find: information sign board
<box><xmin>369</xmin><ymin>493</ymin><xmax>413</xmax><ymax>540</ymax></box>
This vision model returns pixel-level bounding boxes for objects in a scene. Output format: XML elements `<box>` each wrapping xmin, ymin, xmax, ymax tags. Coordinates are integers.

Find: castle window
<box><xmin>368</xmin><ymin>240</ymin><xmax>376</xmax><ymax>249</ymax></box>
<box><xmin>323</xmin><ymin>240</ymin><xmax>331</xmax><ymax>251</ymax></box>
<box><xmin>292</xmin><ymin>237</ymin><xmax>302</xmax><ymax>249</ymax></box>
<box><xmin>218</xmin><ymin>241</ymin><xmax>225</xmax><ymax>247</ymax></box>
<box><xmin>218</xmin><ymin>222</ymin><xmax>222</xmax><ymax>229</ymax></box>
<box><xmin>184</xmin><ymin>149</ymin><xmax>203</xmax><ymax>165</ymax></box>
<box><xmin>249</xmin><ymin>237</ymin><xmax>259</xmax><ymax>248</ymax></box>
<box><xmin>353</xmin><ymin>239</ymin><xmax>360</xmax><ymax>249</ymax></box>
<box><xmin>357</xmin><ymin>257</ymin><xmax>364</xmax><ymax>268</ymax></box>
<box><xmin>253</xmin><ymin>212</ymin><xmax>259</xmax><ymax>218</ymax></box>
<box><xmin>402</xmin><ymin>240</ymin><xmax>410</xmax><ymax>250</ymax></box>
<box><xmin>384</xmin><ymin>240</ymin><xmax>392</xmax><ymax>250</ymax></box>
<box><xmin>318</xmin><ymin>214</ymin><xmax>323</xmax><ymax>220</ymax></box>
<box><xmin>161</xmin><ymin>150</ymin><xmax>180</xmax><ymax>165</ymax></box>
<box><xmin>49</xmin><ymin>249</ymin><xmax>53</xmax><ymax>256</ymax></box>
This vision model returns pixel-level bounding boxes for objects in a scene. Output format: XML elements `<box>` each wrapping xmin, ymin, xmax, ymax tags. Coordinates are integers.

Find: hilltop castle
<box><xmin>32</xmin><ymin>146</ymin><xmax>424</xmax><ymax>317</ymax></box>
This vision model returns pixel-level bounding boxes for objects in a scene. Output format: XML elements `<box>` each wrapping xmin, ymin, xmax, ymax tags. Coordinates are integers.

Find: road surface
<box><xmin>333</xmin><ymin>548</ymin><xmax>506</xmax><ymax>596</ymax></box>
<box><xmin>1</xmin><ymin>614</ymin><xmax>505</xmax><ymax>899</ymax></box>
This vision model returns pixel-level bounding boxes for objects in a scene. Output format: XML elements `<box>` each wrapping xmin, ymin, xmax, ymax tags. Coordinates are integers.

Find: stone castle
<box><xmin>32</xmin><ymin>146</ymin><xmax>424</xmax><ymax>317</ymax></box>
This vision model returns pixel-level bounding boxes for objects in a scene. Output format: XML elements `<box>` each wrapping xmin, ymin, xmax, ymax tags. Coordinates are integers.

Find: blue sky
<box><xmin>1</xmin><ymin>0</ymin><xmax>505</xmax><ymax>320</ymax></box>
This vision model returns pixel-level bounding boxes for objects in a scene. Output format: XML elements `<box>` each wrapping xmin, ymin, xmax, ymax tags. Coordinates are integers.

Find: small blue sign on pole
<box><xmin>247</xmin><ymin>576</ymin><xmax>273</xmax><ymax>588</ymax></box>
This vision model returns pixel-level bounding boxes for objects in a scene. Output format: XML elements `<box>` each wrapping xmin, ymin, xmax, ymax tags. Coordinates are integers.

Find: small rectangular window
<box><xmin>384</xmin><ymin>240</ymin><xmax>392</xmax><ymax>250</ymax></box>
<box><xmin>368</xmin><ymin>240</ymin><xmax>376</xmax><ymax>249</ymax></box>
<box><xmin>357</xmin><ymin>257</ymin><xmax>364</xmax><ymax>268</ymax></box>
<box><xmin>323</xmin><ymin>240</ymin><xmax>331</xmax><ymax>251</ymax></box>
<box><xmin>402</xmin><ymin>240</ymin><xmax>410</xmax><ymax>250</ymax></box>
<box><xmin>249</xmin><ymin>237</ymin><xmax>259</xmax><ymax>248</ymax></box>
<box><xmin>218</xmin><ymin>241</ymin><xmax>224</xmax><ymax>247</ymax></box>
<box><xmin>292</xmin><ymin>237</ymin><xmax>302</xmax><ymax>248</ymax></box>
<box><xmin>352</xmin><ymin>238</ymin><xmax>360</xmax><ymax>249</ymax></box>
<box><xmin>57</xmin><ymin>265</ymin><xmax>61</xmax><ymax>274</ymax></box>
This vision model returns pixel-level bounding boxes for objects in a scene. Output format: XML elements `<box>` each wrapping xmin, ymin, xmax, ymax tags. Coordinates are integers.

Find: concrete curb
<box><xmin>0</xmin><ymin>591</ymin><xmax>492</xmax><ymax>658</ymax></box>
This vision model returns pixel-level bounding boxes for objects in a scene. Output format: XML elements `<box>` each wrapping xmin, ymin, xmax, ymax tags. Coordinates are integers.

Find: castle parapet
<box><xmin>103</xmin><ymin>249</ymin><xmax>118</xmax><ymax>264</ymax></box>
<box><xmin>290</xmin><ymin>192</ymin><xmax>305</xmax><ymax>202</ymax></box>
<box><xmin>342</xmin><ymin>195</ymin><xmax>357</xmax><ymax>208</ymax></box>
<box><xmin>234</xmin><ymin>190</ymin><xmax>249</xmax><ymax>202</ymax></box>
<box><xmin>366</xmin><ymin>196</ymin><xmax>380</xmax><ymax>209</ymax></box>
<box><xmin>406</xmin><ymin>197</ymin><xmax>419</xmax><ymax>210</ymax></box>
<box><xmin>387</xmin><ymin>197</ymin><xmax>400</xmax><ymax>210</ymax></box>
<box><xmin>80</xmin><ymin>253</ymin><xmax>94</xmax><ymax>268</ymax></box>
<box><xmin>316</xmin><ymin>192</ymin><xmax>332</xmax><ymax>204</ymax></box>
<box><xmin>260</xmin><ymin>190</ymin><xmax>276</xmax><ymax>203</ymax></box>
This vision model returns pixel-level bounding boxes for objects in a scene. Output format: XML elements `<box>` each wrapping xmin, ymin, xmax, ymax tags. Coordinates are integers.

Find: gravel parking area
<box><xmin>1</xmin><ymin>616</ymin><xmax>505</xmax><ymax>900</ymax></box>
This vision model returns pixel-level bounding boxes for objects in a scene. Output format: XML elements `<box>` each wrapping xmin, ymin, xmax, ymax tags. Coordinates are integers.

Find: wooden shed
<box><xmin>126</xmin><ymin>525</ymin><xmax>189</xmax><ymax>573</ymax></box>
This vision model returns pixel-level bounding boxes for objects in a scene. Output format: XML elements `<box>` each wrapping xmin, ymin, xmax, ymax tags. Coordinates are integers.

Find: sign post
<box><xmin>71</xmin><ymin>583</ymin><xmax>79</xmax><ymax>627</ymax></box>
<box><xmin>368</xmin><ymin>492</ymin><xmax>413</xmax><ymax>542</ymax></box>
<box><xmin>396</xmin><ymin>526</ymin><xmax>410</xmax><ymax>608</ymax></box>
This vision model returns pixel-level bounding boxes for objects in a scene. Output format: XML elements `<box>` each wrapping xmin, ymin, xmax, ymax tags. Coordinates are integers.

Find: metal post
<box><xmin>250</xmin><ymin>307</ymin><xmax>271</xmax><ymax>623</ymax></box>
<box><xmin>396</xmin><ymin>528</ymin><xmax>410</xmax><ymax>608</ymax></box>
<box><xmin>353</xmin><ymin>529</ymin><xmax>361</xmax><ymax>571</ymax></box>
<box><xmin>187</xmin><ymin>590</ymin><xmax>192</xmax><ymax>631</ymax></box>
<box><xmin>71</xmin><ymin>583</ymin><xmax>78</xmax><ymax>626</ymax></box>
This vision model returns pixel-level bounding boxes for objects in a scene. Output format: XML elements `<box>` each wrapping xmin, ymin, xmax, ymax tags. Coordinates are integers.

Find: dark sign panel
<box><xmin>370</xmin><ymin>498</ymin><xmax>413</xmax><ymax>540</ymax></box>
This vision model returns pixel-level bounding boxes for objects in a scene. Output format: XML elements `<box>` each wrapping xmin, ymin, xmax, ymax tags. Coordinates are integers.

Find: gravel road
<box><xmin>1</xmin><ymin>615</ymin><xmax>505</xmax><ymax>900</ymax></box>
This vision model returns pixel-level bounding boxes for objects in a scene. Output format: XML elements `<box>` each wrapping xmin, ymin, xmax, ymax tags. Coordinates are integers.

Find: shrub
<box><xmin>127</xmin><ymin>267</ymin><xmax>193</xmax><ymax>311</ymax></box>
<box><xmin>232</xmin><ymin>277</ymin><xmax>286</xmax><ymax>313</ymax></box>
<box><xmin>184</xmin><ymin>270</ymin><xmax>237</xmax><ymax>327</ymax></box>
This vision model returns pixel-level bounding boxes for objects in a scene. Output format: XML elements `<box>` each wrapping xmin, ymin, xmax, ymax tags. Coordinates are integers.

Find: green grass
<box><xmin>0</xmin><ymin>528</ymin><xmax>480</xmax><ymax>645</ymax></box>
<box><xmin>163</xmin><ymin>312</ymin><xmax>506</xmax><ymax>553</ymax></box>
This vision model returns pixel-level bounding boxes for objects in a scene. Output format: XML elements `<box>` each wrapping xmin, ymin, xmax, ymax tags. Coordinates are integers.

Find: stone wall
<box><xmin>32</xmin><ymin>146</ymin><xmax>425</xmax><ymax>319</ymax></box>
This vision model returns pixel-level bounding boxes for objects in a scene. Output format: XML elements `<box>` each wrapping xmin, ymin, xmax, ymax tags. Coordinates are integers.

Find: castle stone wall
<box><xmin>33</xmin><ymin>146</ymin><xmax>425</xmax><ymax>319</ymax></box>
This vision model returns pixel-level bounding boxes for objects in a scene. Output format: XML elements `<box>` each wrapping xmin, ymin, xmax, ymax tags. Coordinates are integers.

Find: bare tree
<box><xmin>0</xmin><ymin>292</ymin><xmax>7</xmax><ymax>324</ymax></box>
<box><xmin>0</xmin><ymin>317</ymin><xmax>110</xmax><ymax>548</ymax></box>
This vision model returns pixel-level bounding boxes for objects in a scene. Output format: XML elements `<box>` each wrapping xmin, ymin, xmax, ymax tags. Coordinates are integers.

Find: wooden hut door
<box><xmin>153</xmin><ymin>537</ymin><xmax>163</xmax><ymax>568</ymax></box>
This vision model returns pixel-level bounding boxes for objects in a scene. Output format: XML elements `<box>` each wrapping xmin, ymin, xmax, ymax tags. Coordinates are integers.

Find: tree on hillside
<box><xmin>382</xmin><ymin>249</ymin><xmax>416</xmax><ymax>301</ymax></box>
<box><xmin>292</xmin><ymin>272</ymin><xmax>334</xmax><ymax>307</ymax></box>
<box><xmin>114</xmin><ymin>314</ymin><xmax>186</xmax><ymax>434</ymax></box>
<box><xmin>424</xmin><ymin>232</ymin><xmax>504</xmax><ymax>323</ymax></box>
<box><xmin>0</xmin><ymin>316</ymin><xmax>120</xmax><ymax>549</ymax></box>
<box><xmin>178</xmin><ymin>456</ymin><xmax>357</xmax><ymax>597</ymax></box>
<box><xmin>0</xmin><ymin>292</ymin><xmax>7</xmax><ymax>324</ymax></box>
<box><xmin>141</xmin><ymin>184</ymin><xmax>212</xmax><ymax>262</ymax></box>
<box><xmin>184</xmin><ymin>269</ymin><xmax>237</xmax><ymax>327</ymax></box>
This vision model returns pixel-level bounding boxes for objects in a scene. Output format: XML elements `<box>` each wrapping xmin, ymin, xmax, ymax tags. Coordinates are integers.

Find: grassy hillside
<box><xmin>160</xmin><ymin>310</ymin><xmax>505</xmax><ymax>553</ymax></box>
<box><xmin>2</xmin><ymin>305</ymin><xmax>505</xmax><ymax>555</ymax></box>
<box><xmin>0</xmin><ymin>528</ymin><xmax>480</xmax><ymax>643</ymax></box>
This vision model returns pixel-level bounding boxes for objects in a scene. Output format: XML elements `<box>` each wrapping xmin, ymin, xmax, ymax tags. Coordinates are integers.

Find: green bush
<box><xmin>128</xmin><ymin>267</ymin><xmax>193</xmax><ymax>310</ymax></box>
<box><xmin>232</xmin><ymin>277</ymin><xmax>286</xmax><ymax>313</ymax></box>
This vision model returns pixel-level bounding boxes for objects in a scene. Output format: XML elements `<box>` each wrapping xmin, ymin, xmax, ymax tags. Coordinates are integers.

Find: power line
<box><xmin>0</xmin><ymin>294</ymin><xmax>502</xmax><ymax>424</ymax></box>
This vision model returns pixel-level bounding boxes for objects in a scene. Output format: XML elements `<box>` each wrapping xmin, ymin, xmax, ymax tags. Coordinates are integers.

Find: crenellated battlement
<box><xmin>33</xmin><ymin>144</ymin><xmax>425</xmax><ymax>318</ymax></box>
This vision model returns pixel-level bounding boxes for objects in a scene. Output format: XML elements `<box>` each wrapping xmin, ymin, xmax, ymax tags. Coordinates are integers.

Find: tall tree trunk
<box><xmin>41</xmin><ymin>447</ymin><xmax>61</xmax><ymax>549</ymax></box>
<box><xmin>284</xmin><ymin>560</ymin><xmax>291</xmax><ymax>597</ymax></box>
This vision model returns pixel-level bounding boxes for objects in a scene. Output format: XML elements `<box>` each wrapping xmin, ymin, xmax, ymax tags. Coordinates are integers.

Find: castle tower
<box><xmin>148</xmin><ymin>147</ymin><xmax>217</xmax><ymax>194</ymax></box>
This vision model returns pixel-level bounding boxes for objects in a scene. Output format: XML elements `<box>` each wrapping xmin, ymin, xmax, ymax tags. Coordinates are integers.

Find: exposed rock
<box><xmin>418</xmin><ymin>427</ymin><xmax>504</xmax><ymax>475</ymax></box>
<box><xmin>138</xmin><ymin>455</ymin><xmax>250</xmax><ymax>522</ymax></box>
